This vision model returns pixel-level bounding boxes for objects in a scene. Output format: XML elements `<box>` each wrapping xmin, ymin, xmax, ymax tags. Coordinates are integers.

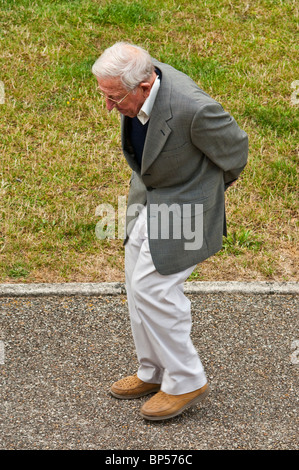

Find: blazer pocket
<box><xmin>177</xmin><ymin>196</ymin><xmax>215</xmax><ymax>216</ymax></box>
<box><xmin>159</xmin><ymin>141</ymin><xmax>191</xmax><ymax>157</ymax></box>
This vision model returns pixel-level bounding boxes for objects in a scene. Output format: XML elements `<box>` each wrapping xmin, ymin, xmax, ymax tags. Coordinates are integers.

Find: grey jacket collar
<box><xmin>121</xmin><ymin>60</ymin><xmax>173</xmax><ymax>175</ymax></box>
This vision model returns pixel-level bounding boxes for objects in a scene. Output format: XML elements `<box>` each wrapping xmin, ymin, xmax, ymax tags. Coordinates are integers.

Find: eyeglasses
<box><xmin>97</xmin><ymin>87</ymin><xmax>132</xmax><ymax>105</ymax></box>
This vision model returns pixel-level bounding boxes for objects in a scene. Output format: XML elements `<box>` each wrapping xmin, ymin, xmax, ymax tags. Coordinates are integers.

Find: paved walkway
<box><xmin>0</xmin><ymin>282</ymin><xmax>298</xmax><ymax>451</ymax></box>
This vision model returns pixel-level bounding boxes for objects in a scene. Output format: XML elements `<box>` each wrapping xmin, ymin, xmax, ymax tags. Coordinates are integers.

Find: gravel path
<box><xmin>0</xmin><ymin>292</ymin><xmax>298</xmax><ymax>450</ymax></box>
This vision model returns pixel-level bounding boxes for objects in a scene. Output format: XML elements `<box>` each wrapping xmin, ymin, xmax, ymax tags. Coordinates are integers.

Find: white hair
<box><xmin>92</xmin><ymin>42</ymin><xmax>154</xmax><ymax>91</ymax></box>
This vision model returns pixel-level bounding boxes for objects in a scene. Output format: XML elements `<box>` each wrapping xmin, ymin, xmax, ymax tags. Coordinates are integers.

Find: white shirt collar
<box><xmin>137</xmin><ymin>74</ymin><xmax>160</xmax><ymax>125</ymax></box>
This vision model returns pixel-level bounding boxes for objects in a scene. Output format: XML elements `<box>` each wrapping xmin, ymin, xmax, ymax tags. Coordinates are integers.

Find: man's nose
<box><xmin>106</xmin><ymin>98</ymin><xmax>116</xmax><ymax>112</ymax></box>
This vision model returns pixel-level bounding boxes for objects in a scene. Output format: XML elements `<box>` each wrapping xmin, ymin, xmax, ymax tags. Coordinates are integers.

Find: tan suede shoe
<box><xmin>110</xmin><ymin>374</ymin><xmax>161</xmax><ymax>399</ymax></box>
<box><xmin>140</xmin><ymin>383</ymin><xmax>210</xmax><ymax>420</ymax></box>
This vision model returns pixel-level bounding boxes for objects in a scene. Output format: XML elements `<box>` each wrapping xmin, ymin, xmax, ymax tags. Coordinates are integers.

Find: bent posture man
<box><xmin>92</xmin><ymin>42</ymin><xmax>248</xmax><ymax>421</ymax></box>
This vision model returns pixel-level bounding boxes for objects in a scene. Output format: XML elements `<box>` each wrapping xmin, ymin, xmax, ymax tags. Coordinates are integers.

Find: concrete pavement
<box><xmin>0</xmin><ymin>282</ymin><xmax>298</xmax><ymax>451</ymax></box>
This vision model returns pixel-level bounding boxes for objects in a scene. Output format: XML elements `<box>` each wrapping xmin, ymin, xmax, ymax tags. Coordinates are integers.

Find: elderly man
<box><xmin>92</xmin><ymin>42</ymin><xmax>248</xmax><ymax>421</ymax></box>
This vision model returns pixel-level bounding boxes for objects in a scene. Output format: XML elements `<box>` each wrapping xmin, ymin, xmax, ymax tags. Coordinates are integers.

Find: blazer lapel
<box><xmin>141</xmin><ymin>65</ymin><xmax>173</xmax><ymax>175</ymax></box>
<box><xmin>141</xmin><ymin>111</ymin><xmax>172</xmax><ymax>175</ymax></box>
<box><xmin>121</xmin><ymin>61</ymin><xmax>173</xmax><ymax>175</ymax></box>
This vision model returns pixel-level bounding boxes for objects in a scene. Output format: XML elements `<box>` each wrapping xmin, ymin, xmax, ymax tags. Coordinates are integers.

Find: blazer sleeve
<box><xmin>190</xmin><ymin>101</ymin><xmax>248</xmax><ymax>185</ymax></box>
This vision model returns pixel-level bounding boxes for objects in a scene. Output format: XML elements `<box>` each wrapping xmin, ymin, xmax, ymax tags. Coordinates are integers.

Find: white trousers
<box><xmin>125</xmin><ymin>205</ymin><xmax>207</xmax><ymax>395</ymax></box>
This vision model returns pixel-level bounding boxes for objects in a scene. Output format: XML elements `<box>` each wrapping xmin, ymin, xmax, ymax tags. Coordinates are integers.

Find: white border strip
<box><xmin>0</xmin><ymin>281</ymin><xmax>298</xmax><ymax>297</ymax></box>
<box><xmin>184</xmin><ymin>281</ymin><xmax>299</xmax><ymax>294</ymax></box>
<box><xmin>0</xmin><ymin>282</ymin><xmax>125</xmax><ymax>296</ymax></box>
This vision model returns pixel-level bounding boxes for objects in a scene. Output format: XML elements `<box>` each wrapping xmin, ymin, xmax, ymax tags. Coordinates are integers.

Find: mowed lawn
<box><xmin>0</xmin><ymin>0</ymin><xmax>298</xmax><ymax>283</ymax></box>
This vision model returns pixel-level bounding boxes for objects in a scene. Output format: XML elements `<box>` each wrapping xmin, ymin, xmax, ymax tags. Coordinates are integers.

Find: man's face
<box><xmin>96</xmin><ymin>76</ymin><xmax>152</xmax><ymax>118</ymax></box>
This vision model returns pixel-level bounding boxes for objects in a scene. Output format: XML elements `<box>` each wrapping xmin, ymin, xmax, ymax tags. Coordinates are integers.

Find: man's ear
<box><xmin>139</xmin><ymin>82</ymin><xmax>152</xmax><ymax>99</ymax></box>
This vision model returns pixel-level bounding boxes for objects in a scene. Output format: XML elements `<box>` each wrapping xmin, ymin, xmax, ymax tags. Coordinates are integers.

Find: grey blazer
<box><xmin>121</xmin><ymin>60</ymin><xmax>248</xmax><ymax>275</ymax></box>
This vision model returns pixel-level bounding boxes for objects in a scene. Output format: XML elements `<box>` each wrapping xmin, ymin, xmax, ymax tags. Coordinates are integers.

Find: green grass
<box><xmin>97</xmin><ymin>1</ymin><xmax>159</xmax><ymax>25</ymax></box>
<box><xmin>0</xmin><ymin>0</ymin><xmax>298</xmax><ymax>283</ymax></box>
